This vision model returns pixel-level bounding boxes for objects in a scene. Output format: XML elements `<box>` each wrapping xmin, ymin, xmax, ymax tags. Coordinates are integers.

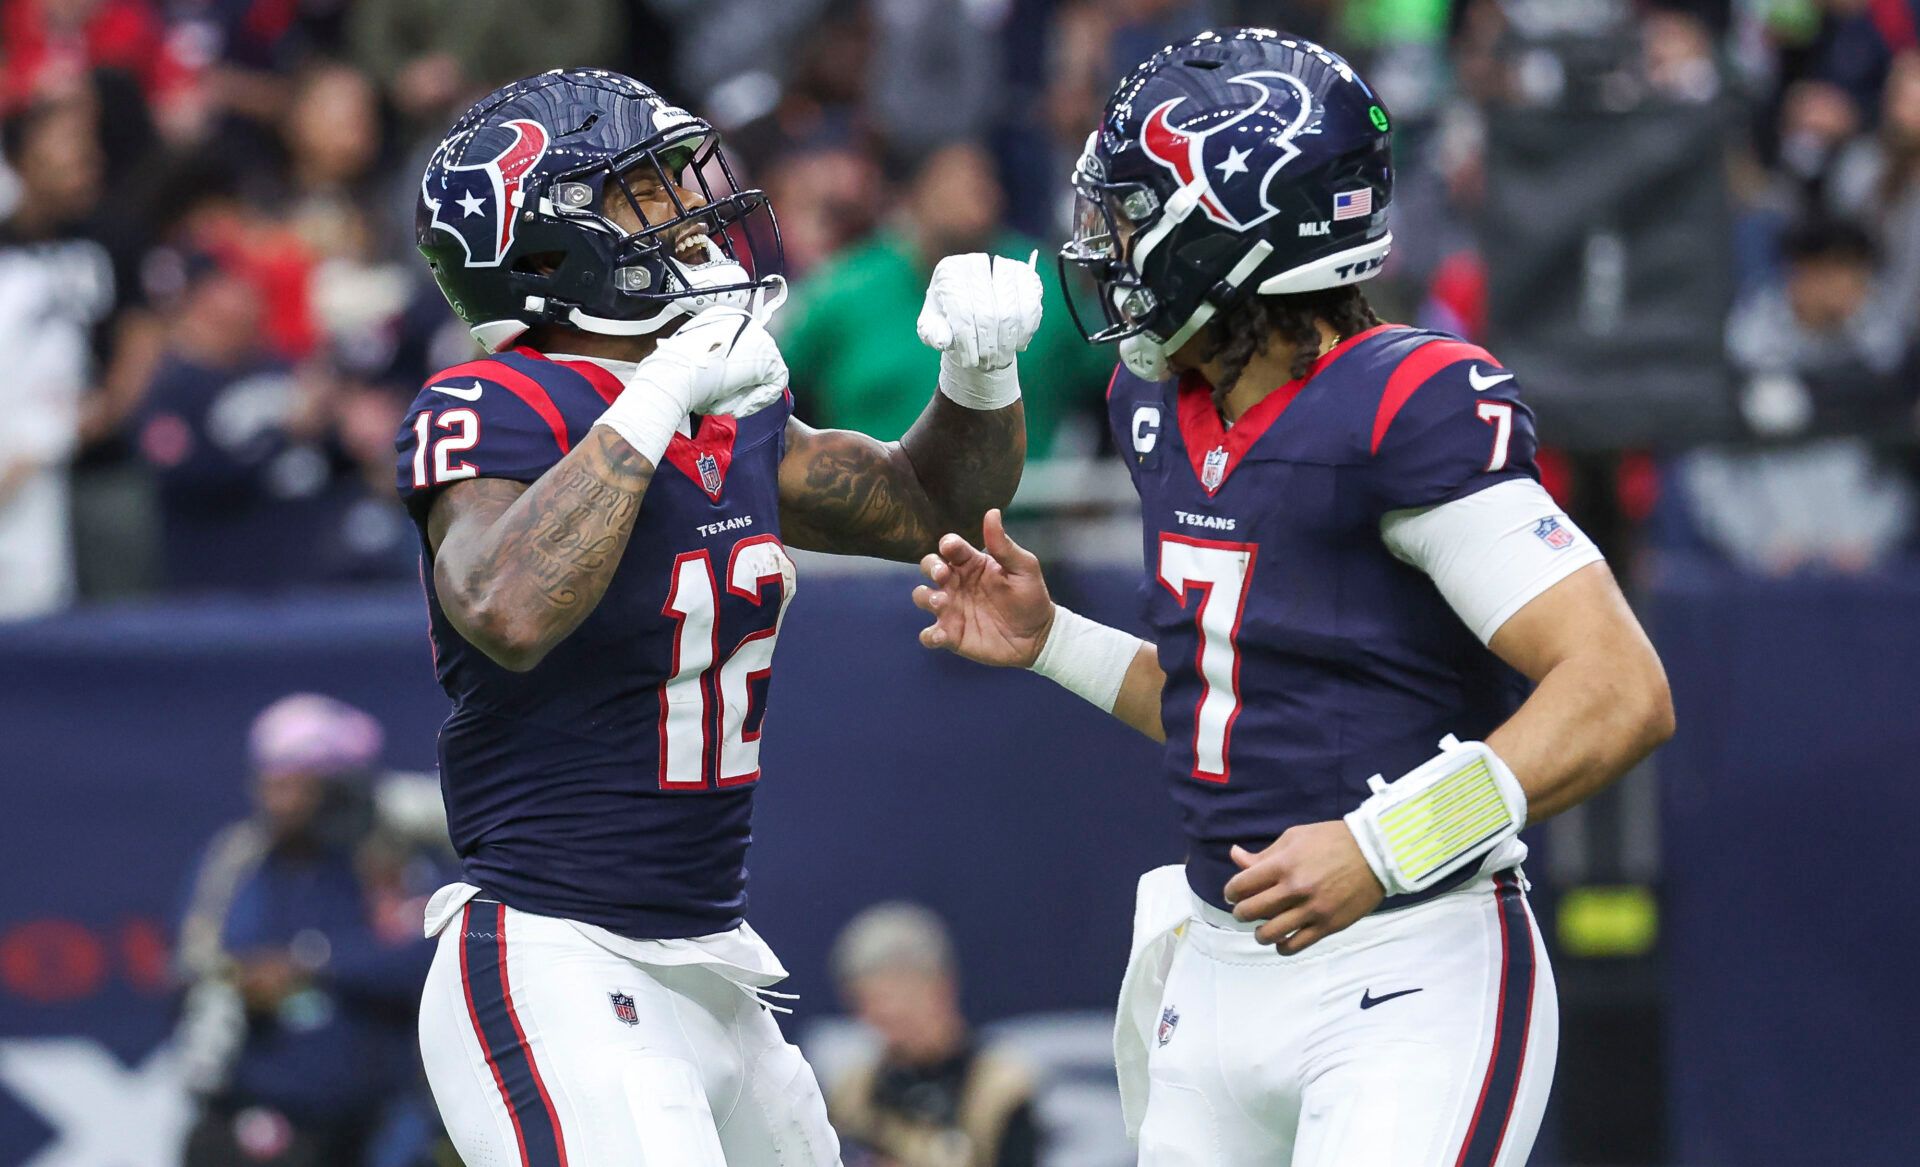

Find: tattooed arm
<box><xmin>778</xmin><ymin>395</ymin><xmax>1025</xmax><ymax>561</ymax></box>
<box><xmin>426</xmin><ymin>428</ymin><xmax>654</xmax><ymax>671</ymax></box>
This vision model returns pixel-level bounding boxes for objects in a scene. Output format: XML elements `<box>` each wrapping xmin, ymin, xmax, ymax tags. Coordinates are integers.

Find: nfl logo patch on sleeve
<box><xmin>1533</xmin><ymin>517</ymin><xmax>1574</xmax><ymax>551</ymax></box>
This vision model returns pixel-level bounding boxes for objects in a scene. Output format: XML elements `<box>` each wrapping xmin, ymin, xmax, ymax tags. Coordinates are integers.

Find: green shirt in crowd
<box><xmin>778</xmin><ymin>229</ymin><xmax>1116</xmax><ymax>455</ymax></box>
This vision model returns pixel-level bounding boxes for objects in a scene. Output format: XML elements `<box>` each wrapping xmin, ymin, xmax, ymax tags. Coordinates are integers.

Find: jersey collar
<box><xmin>1175</xmin><ymin>323</ymin><xmax>1399</xmax><ymax>496</ymax></box>
<box><xmin>517</xmin><ymin>347</ymin><xmax>736</xmax><ymax>500</ymax></box>
<box><xmin>545</xmin><ymin>351</ymin><xmax>639</xmax><ymax>384</ymax></box>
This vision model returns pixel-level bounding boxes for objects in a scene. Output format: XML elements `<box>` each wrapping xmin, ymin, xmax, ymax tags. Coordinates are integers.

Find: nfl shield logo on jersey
<box><xmin>1158</xmin><ymin>1005</ymin><xmax>1180</xmax><ymax>1047</ymax></box>
<box><xmin>1201</xmin><ymin>446</ymin><xmax>1230</xmax><ymax>492</ymax></box>
<box><xmin>1533</xmin><ymin>516</ymin><xmax>1574</xmax><ymax>551</ymax></box>
<box><xmin>609</xmin><ymin>991</ymin><xmax>639</xmax><ymax>1026</ymax></box>
<box><xmin>697</xmin><ymin>451</ymin><xmax>723</xmax><ymax>496</ymax></box>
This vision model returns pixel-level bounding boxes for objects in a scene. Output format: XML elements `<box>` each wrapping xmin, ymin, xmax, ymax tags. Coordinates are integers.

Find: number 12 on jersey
<box><xmin>660</xmin><ymin>535</ymin><xmax>797</xmax><ymax>790</ymax></box>
<box><xmin>1157</xmin><ymin>535</ymin><xmax>1258</xmax><ymax>784</ymax></box>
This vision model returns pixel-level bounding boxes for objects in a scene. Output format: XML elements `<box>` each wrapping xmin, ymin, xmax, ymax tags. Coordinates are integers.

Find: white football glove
<box><xmin>916</xmin><ymin>252</ymin><xmax>1044</xmax><ymax>409</ymax></box>
<box><xmin>594</xmin><ymin>308</ymin><xmax>788</xmax><ymax>464</ymax></box>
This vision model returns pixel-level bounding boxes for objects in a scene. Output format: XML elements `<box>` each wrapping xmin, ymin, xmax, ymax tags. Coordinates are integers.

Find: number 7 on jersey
<box><xmin>1157</xmin><ymin>535</ymin><xmax>1258</xmax><ymax>784</ymax></box>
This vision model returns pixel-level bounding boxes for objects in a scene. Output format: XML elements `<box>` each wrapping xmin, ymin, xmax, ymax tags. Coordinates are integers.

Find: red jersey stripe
<box><xmin>1369</xmin><ymin>339</ymin><xmax>1498</xmax><ymax>456</ymax></box>
<box><xmin>437</xmin><ymin>359</ymin><xmax>573</xmax><ymax>455</ymax></box>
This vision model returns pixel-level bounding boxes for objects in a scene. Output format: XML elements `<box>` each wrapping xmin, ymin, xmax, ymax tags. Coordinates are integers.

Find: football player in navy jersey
<box><xmin>397</xmin><ymin>70</ymin><xmax>1037</xmax><ymax>1166</ymax></box>
<box><xmin>913</xmin><ymin>30</ymin><xmax>1675</xmax><ymax>1166</ymax></box>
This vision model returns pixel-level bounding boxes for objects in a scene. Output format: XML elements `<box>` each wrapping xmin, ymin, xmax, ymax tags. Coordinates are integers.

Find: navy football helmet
<box><xmin>417</xmin><ymin>69</ymin><xmax>783</xmax><ymax>351</ymax></box>
<box><xmin>1061</xmin><ymin>29</ymin><xmax>1393</xmax><ymax>379</ymax></box>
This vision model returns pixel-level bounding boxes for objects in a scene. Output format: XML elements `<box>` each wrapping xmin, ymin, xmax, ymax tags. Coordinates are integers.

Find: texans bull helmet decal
<box><xmin>1138</xmin><ymin>71</ymin><xmax>1314</xmax><ymax>232</ymax></box>
<box><xmin>424</xmin><ymin>118</ymin><xmax>552</xmax><ymax>268</ymax></box>
<box><xmin>1058</xmin><ymin>29</ymin><xmax>1394</xmax><ymax>371</ymax></box>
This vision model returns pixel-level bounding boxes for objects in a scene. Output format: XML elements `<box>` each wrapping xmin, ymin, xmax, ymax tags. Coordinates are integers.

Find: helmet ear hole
<box><xmin>513</xmin><ymin>251</ymin><xmax>565</xmax><ymax>275</ymax></box>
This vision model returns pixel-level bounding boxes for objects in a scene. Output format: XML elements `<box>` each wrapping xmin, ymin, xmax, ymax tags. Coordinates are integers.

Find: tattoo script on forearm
<box><xmin>428</xmin><ymin>428</ymin><xmax>655</xmax><ymax>663</ymax></box>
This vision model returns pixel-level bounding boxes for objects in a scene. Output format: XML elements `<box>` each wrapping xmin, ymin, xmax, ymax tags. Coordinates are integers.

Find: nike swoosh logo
<box><xmin>1359</xmin><ymin>987</ymin><xmax>1424</xmax><ymax>1010</ymax></box>
<box><xmin>1468</xmin><ymin>366</ymin><xmax>1514</xmax><ymax>392</ymax></box>
<box><xmin>431</xmin><ymin>380</ymin><xmax>485</xmax><ymax>401</ymax></box>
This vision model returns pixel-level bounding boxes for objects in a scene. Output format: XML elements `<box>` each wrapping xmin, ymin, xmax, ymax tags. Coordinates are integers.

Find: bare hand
<box><xmin>1223</xmin><ymin>821</ymin><xmax>1385</xmax><ymax>954</ymax></box>
<box><xmin>912</xmin><ymin>509</ymin><xmax>1054</xmax><ymax>668</ymax></box>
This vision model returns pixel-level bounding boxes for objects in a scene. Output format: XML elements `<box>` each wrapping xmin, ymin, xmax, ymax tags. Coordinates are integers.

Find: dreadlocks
<box><xmin>1205</xmin><ymin>285</ymin><xmax>1381</xmax><ymax>405</ymax></box>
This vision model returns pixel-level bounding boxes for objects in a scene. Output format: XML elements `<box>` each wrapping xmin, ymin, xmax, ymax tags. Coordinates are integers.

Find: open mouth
<box><xmin>673</xmin><ymin>230</ymin><xmax>722</xmax><ymax>268</ymax></box>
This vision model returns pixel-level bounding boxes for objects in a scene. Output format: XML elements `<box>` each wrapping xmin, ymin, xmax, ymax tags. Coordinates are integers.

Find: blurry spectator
<box><xmin>0</xmin><ymin>0</ymin><xmax>195</xmax><ymax>118</ymax></box>
<box><xmin>1778</xmin><ymin>76</ymin><xmax>1868</xmax><ymax>185</ymax></box>
<box><xmin>315</xmin><ymin>347</ymin><xmax>425</xmax><ymax>583</ymax></box>
<box><xmin>174</xmin><ymin>694</ymin><xmax>439</xmax><ymax>1167</ymax></box>
<box><xmin>276</xmin><ymin>62</ymin><xmax>384</xmax><ymax>234</ymax></box>
<box><xmin>866</xmin><ymin>0</ymin><xmax>1004</xmax><ymax>154</ymax></box>
<box><xmin>1676</xmin><ymin>216</ymin><xmax>1915</xmax><ymax>573</ymax></box>
<box><xmin>0</xmin><ymin>98</ymin><xmax>113</xmax><ymax>620</ymax></box>
<box><xmin>828</xmin><ymin>903</ymin><xmax>1041</xmax><ymax>1167</ymax></box>
<box><xmin>162</xmin><ymin>0</ymin><xmax>359</xmax><ymax>138</ymax></box>
<box><xmin>780</xmin><ymin>140</ymin><xmax>1111</xmax><ymax>456</ymax></box>
<box><xmin>764</xmin><ymin>137</ymin><xmax>888</xmax><ymax>279</ymax></box>
<box><xmin>134</xmin><ymin>250</ymin><xmax>341</xmax><ymax>592</ymax></box>
<box><xmin>652</xmin><ymin>0</ymin><xmax>837</xmax><ymax>127</ymax></box>
<box><xmin>719</xmin><ymin>0</ymin><xmax>875</xmax><ymax>161</ymax></box>
<box><xmin>1643</xmin><ymin>9</ymin><xmax>1723</xmax><ymax>103</ymax></box>
<box><xmin>1808</xmin><ymin>0</ymin><xmax>1920</xmax><ymax>120</ymax></box>
<box><xmin>347</xmin><ymin>0</ymin><xmax>627</xmax><ymax>125</ymax></box>
<box><xmin>1830</xmin><ymin>49</ymin><xmax>1920</xmax><ymax>339</ymax></box>
<box><xmin>268</xmin><ymin>64</ymin><xmax>417</xmax><ymax>363</ymax></box>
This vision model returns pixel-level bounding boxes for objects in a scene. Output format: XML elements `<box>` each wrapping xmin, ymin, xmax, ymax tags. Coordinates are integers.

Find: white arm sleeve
<box><xmin>1380</xmin><ymin>478</ymin><xmax>1605</xmax><ymax>645</ymax></box>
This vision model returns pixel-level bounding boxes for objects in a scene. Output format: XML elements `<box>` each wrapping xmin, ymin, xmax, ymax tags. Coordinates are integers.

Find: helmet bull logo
<box><xmin>1139</xmin><ymin>71</ymin><xmax>1315</xmax><ymax>232</ymax></box>
<box><xmin>425</xmin><ymin>118</ymin><xmax>552</xmax><ymax>267</ymax></box>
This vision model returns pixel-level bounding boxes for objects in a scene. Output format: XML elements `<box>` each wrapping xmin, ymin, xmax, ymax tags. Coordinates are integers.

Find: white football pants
<box><xmin>418</xmin><ymin>894</ymin><xmax>841</xmax><ymax>1166</ymax></box>
<box><xmin>1131</xmin><ymin>869</ymin><xmax>1557</xmax><ymax>1167</ymax></box>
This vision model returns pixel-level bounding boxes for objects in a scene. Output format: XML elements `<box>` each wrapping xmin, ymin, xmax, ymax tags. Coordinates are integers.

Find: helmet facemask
<box><xmin>534</xmin><ymin>127</ymin><xmax>786</xmax><ymax>340</ymax></box>
<box><xmin>1060</xmin><ymin>163</ymin><xmax>1250</xmax><ymax>381</ymax></box>
<box><xmin>1061</xmin><ymin>185</ymin><xmax>1162</xmax><ymax>343</ymax></box>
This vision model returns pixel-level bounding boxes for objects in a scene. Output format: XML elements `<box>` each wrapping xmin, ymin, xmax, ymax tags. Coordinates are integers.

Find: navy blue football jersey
<box><xmin>394</xmin><ymin>347</ymin><xmax>795</xmax><ymax>939</ymax></box>
<box><xmin>1107</xmin><ymin>324</ymin><xmax>1538</xmax><ymax>910</ymax></box>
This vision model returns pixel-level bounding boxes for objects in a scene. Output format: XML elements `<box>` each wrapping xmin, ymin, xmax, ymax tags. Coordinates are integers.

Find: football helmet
<box><xmin>417</xmin><ymin>68</ymin><xmax>784</xmax><ymax>352</ymax></box>
<box><xmin>1060</xmin><ymin>29</ymin><xmax>1393</xmax><ymax>379</ymax></box>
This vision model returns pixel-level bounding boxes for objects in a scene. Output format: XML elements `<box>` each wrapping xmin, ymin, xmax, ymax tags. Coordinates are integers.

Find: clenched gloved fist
<box><xmin>640</xmin><ymin>307</ymin><xmax>788</xmax><ymax>418</ymax></box>
<box><xmin>916</xmin><ymin>253</ymin><xmax>1043</xmax><ymax>409</ymax></box>
<box><xmin>594</xmin><ymin>308</ymin><xmax>788</xmax><ymax>464</ymax></box>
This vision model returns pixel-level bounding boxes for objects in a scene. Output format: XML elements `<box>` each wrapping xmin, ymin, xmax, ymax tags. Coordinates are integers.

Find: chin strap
<box><xmin>472</xmin><ymin>260</ymin><xmax>788</xmax><ymax>352</ymax></box>
<box><xmin>1119</xmin><ymin>239</ymin><xmax>1275</xmax><ymax>381</ymax></box>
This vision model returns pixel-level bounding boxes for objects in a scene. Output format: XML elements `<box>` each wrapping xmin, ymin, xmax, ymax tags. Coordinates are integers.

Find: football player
<box><xmin>912</xmin><ymin>30</ymin><xmax>1675</xmax><ymax>1166</ymax></box>
<box><xmin>398</xmin><ymin>70</ymin><xmax>1037</xmax><ymax>1166</ymax></box>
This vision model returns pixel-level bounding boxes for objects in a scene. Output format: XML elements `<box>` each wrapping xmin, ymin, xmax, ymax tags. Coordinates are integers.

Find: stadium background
<box><xmin>1</xmin><ymin>0</ymin><xmax>1913</xmax><ymax>1164</ymax></box>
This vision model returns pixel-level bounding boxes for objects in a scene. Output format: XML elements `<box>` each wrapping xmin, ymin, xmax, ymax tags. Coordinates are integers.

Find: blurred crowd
<box><xmin>175</xmin><ymin>693</ymin><xmax>450</xmax><ymax>1166</ymax></box>
<box><xmin>172</xmin><ymin>690</ymin><xmax>1041</xmax><ymax>1167</ymax></box>
<box><xmin>8</xmin><ymin>0</ymin><xmax>1920</xmax><ymax>622</ymax></box>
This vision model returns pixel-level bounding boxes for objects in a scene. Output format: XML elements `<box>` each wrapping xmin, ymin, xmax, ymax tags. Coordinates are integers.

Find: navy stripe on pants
<box><xmin>459</xmin><ymin>901</ymin><xmax>569</xmax><ymax>1167</ymax></box>
<box><xmin>1454</xmin><ymin>871</ymin><xmax>1537</xmax><ymax>1167</ymax></box>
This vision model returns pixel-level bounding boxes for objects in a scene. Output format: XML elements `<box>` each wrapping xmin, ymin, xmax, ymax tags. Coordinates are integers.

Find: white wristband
<box><xmin>1343</xmin><ymin>736</ymin><xmax>1528</xmax><ymax>897</ymax></box>
<box><xmin>593</xmin><ymin>381</ymin><xmax>689</xmax><ymax>466</ymax></box>
<box><xmin>937</xmin><ymin>352</ymin><xmax>1022</xmax><ymax>411</ymax></box>
<box><xmin>1029</xmin><ymin>604</ymin><xmax>1146</xmax><ymax>714</ymax></box>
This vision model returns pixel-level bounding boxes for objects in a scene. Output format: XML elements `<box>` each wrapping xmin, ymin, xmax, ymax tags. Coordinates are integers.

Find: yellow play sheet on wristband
<box><xmin>1376</xmin><ymin>757</ymin><xmax>1511</xmax><ymax>881</ymax></box>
